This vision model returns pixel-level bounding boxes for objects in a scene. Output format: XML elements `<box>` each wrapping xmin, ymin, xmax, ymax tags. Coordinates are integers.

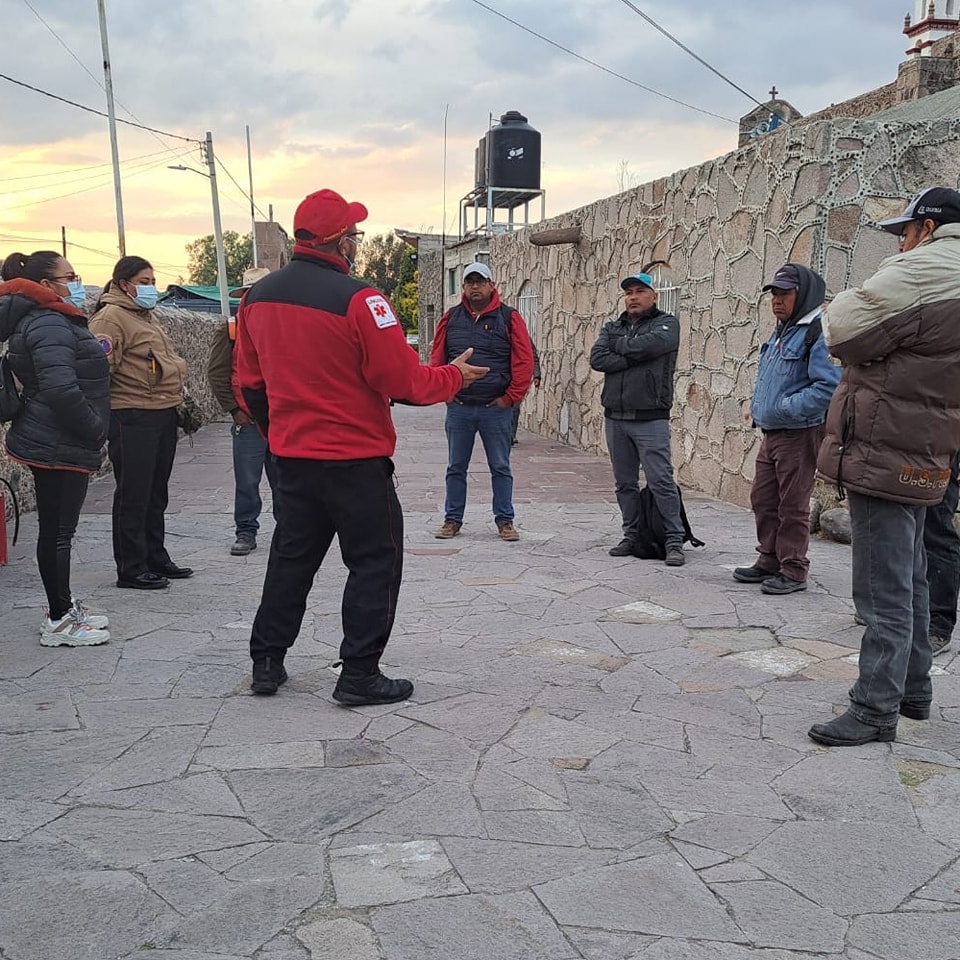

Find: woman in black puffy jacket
<box><xmin>0</xmin><ymin>250</ymin><xmax>112</xmax><ymax>646</ymax></box>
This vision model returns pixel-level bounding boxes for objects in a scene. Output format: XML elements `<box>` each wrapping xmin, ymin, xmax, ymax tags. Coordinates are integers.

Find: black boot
<box><xmin>251</xmin><ymin>655</ymin><xmax>288</xmax><ymax>696</ymax></box>
<box><xmin>808</xmin><ymin>710</ymin><xmax>896</xmax><ymax>746</ymax></box>
<box><xmin>333</xmin><ymin>667</ymin><xmax>413</xmax><ymax>706</ymax></box>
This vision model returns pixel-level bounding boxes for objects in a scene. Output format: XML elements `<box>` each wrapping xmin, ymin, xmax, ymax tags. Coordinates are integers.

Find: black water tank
<box><xmin>487</xmin><ymin>111</ymin><xmax>540</xmax><ymax>195</ymax></box>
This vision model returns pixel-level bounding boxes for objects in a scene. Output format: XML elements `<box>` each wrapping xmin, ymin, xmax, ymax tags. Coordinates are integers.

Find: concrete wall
<box><xmin>0</xmin><ymin>304</ymin><xmax>223</xmax><ymax>514</ymax></box>
<box><xmin>489</xmin><ymin>116</ymin><xmax>960</xmax><ymax>507</ymax></box>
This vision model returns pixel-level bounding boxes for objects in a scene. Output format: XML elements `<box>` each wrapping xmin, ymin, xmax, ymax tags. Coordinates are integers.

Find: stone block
<box><xmin>827</xmin><ymin>204</ymin><xmax>861</xmax><ymax>243</ymax></box>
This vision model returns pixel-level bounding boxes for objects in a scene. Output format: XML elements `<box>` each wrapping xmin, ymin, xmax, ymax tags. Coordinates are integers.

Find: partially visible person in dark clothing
<box><xmin>90</xmin><ymin>256</ymin><xmax>192</xmax><ymax>591</ymax></box>
<box><xmin>207</xmin><ymin>269</ymin><xmax>279</xmax><ymax>557</ymax></box>
<box><xmin>734</xmin><ymin>263</ymin><xmax>839</xmax><ymax>595</ymax></box>
<box><xmin>511</xmin><ymin>341</ymin><xmax>541</xmax><ymax>445</ymax></box>
<box><xmin>0</xmin><ymin>250</ymin><xmax>111</xmax><ymax>646</ymax></box>
<box><xmin>234</xmin><ymin>188</ymin><xmax>488</xmax><ymax>703</ymax></box>
<box><xmin>923</xmin><ymin>454</ymin><xmax>960</xmax><ymax>657</ymax></box>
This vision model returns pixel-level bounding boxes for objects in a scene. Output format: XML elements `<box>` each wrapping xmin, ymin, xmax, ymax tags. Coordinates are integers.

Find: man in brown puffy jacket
<box><xmin>811</xmin><ymin>187</ymin><xmax>960</xmax><ymax>746</ymax></box>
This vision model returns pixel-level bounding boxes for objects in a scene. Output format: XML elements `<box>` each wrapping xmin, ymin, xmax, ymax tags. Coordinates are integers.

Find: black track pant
<box><xmin>249</xmin><ymin>456</ymin><xmax>403</xmax><ymax>671</ymax></box>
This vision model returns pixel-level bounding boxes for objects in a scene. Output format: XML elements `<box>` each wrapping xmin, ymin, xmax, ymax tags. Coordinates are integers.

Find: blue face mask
<box><xmin>130</xmin><ymin>284</ymin><xmax>159</xmax><ymax>310</ymax></box>
<box><xmin>62</xmin><ymin>280</ymin><xmax>87</xmax><ymax>310</ymax></box>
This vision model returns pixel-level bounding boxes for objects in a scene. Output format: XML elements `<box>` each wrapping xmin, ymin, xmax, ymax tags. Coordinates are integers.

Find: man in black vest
<box><xmin>430</xmin><ymin>262</ymin><xmax>534</xmax><ymax>541</ymax></box>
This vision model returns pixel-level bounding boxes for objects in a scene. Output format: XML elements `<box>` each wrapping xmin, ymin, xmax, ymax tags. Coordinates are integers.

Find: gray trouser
<box><xmin>605</xmin><ymin>417</ymin><xmax>684</xmax><ymax>547</ymax></box>
<box><xmin>848</xmin><ymin>492</ymin><xmax>933</xmax><ymax>726</ymax></box>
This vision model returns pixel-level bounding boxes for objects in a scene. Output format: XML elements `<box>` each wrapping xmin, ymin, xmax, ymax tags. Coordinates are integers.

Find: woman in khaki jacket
<box><xmin>90</xmin><ymin>256</ymin><xmax>193</xmax><ymax>589</ymax></box>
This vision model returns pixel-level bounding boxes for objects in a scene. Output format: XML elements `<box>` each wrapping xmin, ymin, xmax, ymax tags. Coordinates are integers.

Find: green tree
<box><xmin>392</xmin><ymin>271</ymin><xmax>419</xmax><ymax>333</ymax></box>
<box><xmin>356</xmin><ymin>235</ymin><xmax>418</xmax><ymax>331</ymax></box>
<box><xmin>185</xmin><ymin>231</ymin><xmax>253</xmax><ymax>287</ymax></box>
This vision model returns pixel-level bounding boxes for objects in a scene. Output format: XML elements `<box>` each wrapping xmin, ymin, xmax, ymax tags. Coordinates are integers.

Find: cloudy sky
<box><xmin>1</xmin><ymin>0</ymin><xmax>915</xmax><ymax>285</ymax></box>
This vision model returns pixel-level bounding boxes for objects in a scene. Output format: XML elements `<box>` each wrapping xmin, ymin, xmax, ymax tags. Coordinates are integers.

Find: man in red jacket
<box><xmin>234</xmin><ymin>189</ymin><xmax>487</xmax><ymax>702</ymax></box>
<box><xmin>430</xmin><ymin>262</ymin><xmax>534</xmax><ymax>541</ymax></box>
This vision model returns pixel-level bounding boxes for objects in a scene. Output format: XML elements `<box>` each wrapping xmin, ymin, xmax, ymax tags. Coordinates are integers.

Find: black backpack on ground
<box><xmin>631</xmin><ymin>485</ymin><xmax>705</xmax><ymax>560</ymax></box>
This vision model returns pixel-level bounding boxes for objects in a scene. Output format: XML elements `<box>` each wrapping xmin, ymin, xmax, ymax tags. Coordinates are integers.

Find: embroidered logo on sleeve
<box><xmin>365</xmin><ymin>295</ymin><xmax>398</xmax><ymax>329</ymax></box>
<box><xmin>96</xmin><ymin>335</ymin><xmax>113</xmax><ymax>356</ymax></box>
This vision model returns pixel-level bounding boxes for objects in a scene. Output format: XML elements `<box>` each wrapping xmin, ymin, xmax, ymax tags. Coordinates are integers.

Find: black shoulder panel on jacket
<box><xmin>244</xmin><ymin>257</ymin><xmax>367</xmax><ymax>316</ymax></box>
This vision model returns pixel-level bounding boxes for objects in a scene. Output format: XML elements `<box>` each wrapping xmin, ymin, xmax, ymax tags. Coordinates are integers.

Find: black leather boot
<box><xmin>808</xmin><ymin>710</ymin><xmax>896</xmax><ymax>746</ymax></box>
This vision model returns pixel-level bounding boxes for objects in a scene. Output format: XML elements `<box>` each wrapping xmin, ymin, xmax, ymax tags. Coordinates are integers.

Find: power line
<box><xmin>0</xmin><ymin>148</ymin><xmax>178</xmax><ymax>184</ymax></box>
<box><xmin>466</xmin><ymin>0</ymin><xmax>737</xmax><ymax>124</ymax></box>
<box><xmin>0</xmin><ymin>150</ymin><xmax>195</xmax><ymax>196</ymax></box>
<box><xmin>216</xmin><ymin>158</ymin><xmax>268</xmax><ymax>220</ymax></box>
<box><xmin>21</xmin><ymin>0</ymin><xmax>197</xmax><ymax>162</ymax></box>
<box><xmin>0</xmin><ymin>72</ymin><xmax>201</xmax><ymax>142</ymax></box>
<box><xmin>0</xmin><ymin>149</ymin><xmax>196</xmax><ymax>212</ymax></box>
<box><xmin>616</xmin><ymin>0</ymin><xmax>768</xmax><ymax>110</ymax></box>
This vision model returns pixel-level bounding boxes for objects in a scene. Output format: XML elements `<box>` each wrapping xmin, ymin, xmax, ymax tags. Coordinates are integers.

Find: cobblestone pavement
<box><xmin>1</xmin><ymin>404</ymin><xmax>959</xmax><ymax>960</ymax></box>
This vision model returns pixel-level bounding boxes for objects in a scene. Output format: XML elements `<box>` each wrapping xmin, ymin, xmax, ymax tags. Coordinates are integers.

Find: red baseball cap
<box><xmin>293</xmin><ymin>189</ymin><xmax>368</xmax><ymax>246</ymax></box>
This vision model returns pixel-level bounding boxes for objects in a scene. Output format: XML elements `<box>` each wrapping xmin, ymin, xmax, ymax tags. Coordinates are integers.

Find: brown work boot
<box><xmin>434</xmin><ymin>519</ymin><xmax>461</xmax><ymax>539</ymax></box>
<box><xmin>497</xmin><ymin>521</ymin><xmax>520</xmax><ymax>542</ymax></box>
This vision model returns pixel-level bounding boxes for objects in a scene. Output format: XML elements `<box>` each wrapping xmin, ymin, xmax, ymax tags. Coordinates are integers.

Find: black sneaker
<box><xmin>760</xmin><ymin>574</ymin><xmax>807</xmax><ymax>595</ymax></box>
<box><xmin>733</xmin><ymin>564</ymin><xmax>776</xmax><ymax>583</ymax></box>
<box><xmin>608</xmin><ymin>538</ymin><xmax>635</xmax><ymax>557</ymax></box>
<box><xmin>251</xmin><ymin>656</ymin><xmax>288</xmax><ymax>695</ymax></box>
<box><xmin>332</xmin><ymin>671</ymin><xmax>413</xmax><ymax>706</ymax></box>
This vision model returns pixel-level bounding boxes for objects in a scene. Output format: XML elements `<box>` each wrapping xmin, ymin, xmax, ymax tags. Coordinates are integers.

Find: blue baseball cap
<box><xmin>620</xmin><ymin>272</ymin><xmax>654</xmax><ymax>291</ymax></box>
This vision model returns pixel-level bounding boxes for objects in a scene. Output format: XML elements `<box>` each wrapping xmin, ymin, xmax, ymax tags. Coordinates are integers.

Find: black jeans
<box><xmin>107</xmin><ymin>407</ymin><xmax>178</xmax><ymax>579</ymax></box>
<box><xmin>31</xmin><ymin>467</ymin><xmax>90</xmax><ymax>621</ymax></box>
<box><xmin>924</xmin><ymin>452</ymin><xmax>960</xmax><ymax>640</ymax></box>
<box><xmin>249</xmin><ymin>456</ymin><xmax>404</xmax><ymax>670</ymax></box>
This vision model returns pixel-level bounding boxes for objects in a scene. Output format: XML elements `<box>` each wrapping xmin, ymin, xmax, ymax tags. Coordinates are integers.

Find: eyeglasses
<box><xmin>343</xmin><ymin>231</ymin><xmax>364</xmax><ymax>244</ymax></box>
<box><xmin>463</xmin><ymin>277</ymin><xmax>491</xmax><ymax>286</ymax></box>
<box><xmin>50</xmin><ymin>273</ymin><xmax>81</xmax><ymax>284</ymax></box>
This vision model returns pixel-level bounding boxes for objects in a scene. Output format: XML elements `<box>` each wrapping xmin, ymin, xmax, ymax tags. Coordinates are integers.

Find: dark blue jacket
<box><xmin>430</xmin><ymin>289</ymin><xmax>534</xmax><ymax>405</ymax></box>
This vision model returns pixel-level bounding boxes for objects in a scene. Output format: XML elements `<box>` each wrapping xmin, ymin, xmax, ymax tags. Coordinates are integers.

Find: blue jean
<box><xmin>849</xmin><ymin>492</ymin><xmax>933</xmax><ymax>726</ymax></box>
<box><xmin>604</xmin><ymin>417</ymin><xmax>684</xmax><ymax>548</ymax></box>
<box><xmin>443</xmin><ymin>403</ymin><xmax>514</xmax><ymax>525</ymax></box>
<box><xmin>923</xmin><ymin>453</ymin><xmax>960</xmax><ymax>640</ymax></box>
<box><xmin>233</xmin><ymin>422</ymin><xmax>279</xmax><ymax>536</ymax></box>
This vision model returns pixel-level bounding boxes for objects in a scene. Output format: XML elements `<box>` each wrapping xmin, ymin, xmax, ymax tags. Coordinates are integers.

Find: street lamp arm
<box><xmin>167</xmin><ymin>164</ymin><xmax>208</xmax><ymax>178</ymax></box>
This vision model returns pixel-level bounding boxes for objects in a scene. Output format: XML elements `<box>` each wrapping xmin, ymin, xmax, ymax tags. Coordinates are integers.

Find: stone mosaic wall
<box><xmin>490</xmin><ymin>116</ymin><xmax>960</xmax><ymax>506</ymax></box>
<box><xmin>0</xmin><ymin>303</ymin><xmax>223</xmax><ymax>513</ymax></box>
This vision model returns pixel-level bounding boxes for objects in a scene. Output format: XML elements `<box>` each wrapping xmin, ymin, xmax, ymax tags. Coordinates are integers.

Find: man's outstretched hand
<box><xmin>451</xmin><ymin>348</ymin><xmax>490</xmax><ymax>386</ymax></box>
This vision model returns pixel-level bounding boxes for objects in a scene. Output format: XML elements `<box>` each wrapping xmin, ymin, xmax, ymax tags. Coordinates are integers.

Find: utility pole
<box><xmin>203</xmin><ymin>132</ymin><xmax>231</xmax><ymax>319</ymax></box>
<box><xmin>246</xmin><ymin>125</ymin><xmax>258</xmax><ymax>268</ymax></box>
<box><xmin>96</xmin><ymin>0</ymin><xmax>126</xmax><ymax>256</ymax></box>
<box><xmin>61</xmin><ymin>226</ymin><xmax>67</xmax><ymax>258</ymax></box>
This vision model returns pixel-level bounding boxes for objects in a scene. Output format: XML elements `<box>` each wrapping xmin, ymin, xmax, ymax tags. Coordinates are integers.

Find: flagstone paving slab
<box><xmin>1</xmin><ymin>405</ymin><xmax>958</xmax><ymax>957</ymax></box>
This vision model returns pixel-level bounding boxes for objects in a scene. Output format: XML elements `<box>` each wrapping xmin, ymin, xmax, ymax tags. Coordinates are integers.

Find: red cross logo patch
<box><xmin>365</xmin><ymin>295</ymin><xmax>398</xmax><ymax>329</ymax></box>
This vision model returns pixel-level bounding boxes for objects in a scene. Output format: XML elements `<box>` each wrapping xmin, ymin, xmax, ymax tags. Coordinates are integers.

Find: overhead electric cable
<box><xmin>0</xmin><ymin>73</ymin><xmax>200</xmax><ymax>142</ymax></box>
<box><xmin>0</xmin><ymin>152</ymin><xmax>197</xmax><ymax>212</ymax></box>
<box><xmin>466</xmin><ymin>0</ymin><xmax>737</xmax><ymax>123</ymax></box>
<box><xmin>0</xmin><ymin>149</ymin><xmax>195</xmax><ymax>196</ymax></box>
<box><xmin>21</xmin><ymin>0</ymin><xmax>196</xmax><ymax>160</ymax></box>
<box><xmin>216</xmin><ymin>158</ymin><xmax>269</xmax><ymax>220</ymax></box>
<box><xmin>0</xmin><ymin>148</ymin><xmax>181</xmax><ymax>184</ymax></box>
<box><xmin>621</xmin><ymin>0</ymin><xmax>789</xmax><ymax>123</ymax></box>
<box><xmin>615</xmin><ymin>0</ymin><xmax>769</xmax><ymax>110</ymax></box>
